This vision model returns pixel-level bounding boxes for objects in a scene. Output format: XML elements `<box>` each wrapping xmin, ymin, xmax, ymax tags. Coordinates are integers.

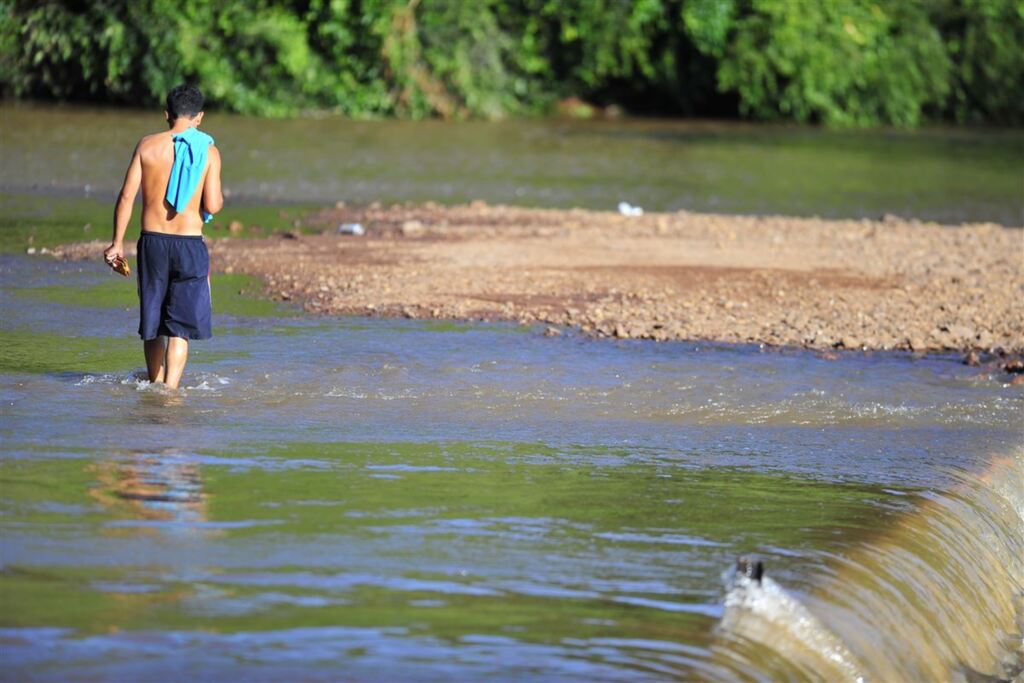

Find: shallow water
<box><xmin>2</xmin><ymin>256</ymin><xmax>1022</xmax><ymax>681</ymax></box>
<box><xmin>2</xmin><ymin>103</ymin><xmax>1022</xmax><ymax>225</ymax></box>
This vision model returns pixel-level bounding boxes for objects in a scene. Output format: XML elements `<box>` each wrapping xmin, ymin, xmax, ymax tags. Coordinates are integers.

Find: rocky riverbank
<box><xmin>53</xmin><ymin>202</ymin><xmax>1023</xmax><ymax>362</ymax></box>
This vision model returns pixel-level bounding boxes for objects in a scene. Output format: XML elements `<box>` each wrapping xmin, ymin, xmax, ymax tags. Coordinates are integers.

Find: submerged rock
<box><xmin>735</xmin><ymin>556</ymin><xmax>764</xmax><ymax>584</ymax></box>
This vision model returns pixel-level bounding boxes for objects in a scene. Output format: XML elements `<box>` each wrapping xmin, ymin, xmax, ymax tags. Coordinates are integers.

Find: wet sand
<box><xmin>54</xmin><ymin>202</ymin><xmax>1023</xmax><ymax>357</ymax></box>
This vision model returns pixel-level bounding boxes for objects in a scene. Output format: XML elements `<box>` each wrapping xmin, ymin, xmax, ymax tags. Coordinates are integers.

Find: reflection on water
<box><xmin>90</xmin><ymin>449</ymin><xmax>207</xmax><ymax>527</ymax></box>
<box><xmin>1</xmin><ymin>259</ymin><xmax>1023</xmax><ymax>680</ymax></box>
<box><xmin>133</xmin><ymin>390</ymin><xmax>187</xmax><ymax>425</ymax></box>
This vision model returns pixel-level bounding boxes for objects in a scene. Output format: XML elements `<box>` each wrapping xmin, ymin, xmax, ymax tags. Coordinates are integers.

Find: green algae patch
<box><xmin>16</xmin><ymin>278</ymin><xmax>136</xmax><ymax>310</ymax></box>
<box><xmin>17</xmin><ymin>273</ymin><xmax>292</xmax><ymax>318</ymax></box>
<box><xmin>0</xmin><ymin>440</ymin><xmax>917</xmax><ymax>641</ymax></box>
<box><xmin>202</xmin><ymin>203</ymin><xmax>324</xmax><ymax>240</ymax></box>
<box><xmin>209</xmin><ymin>273</ymin><xmax>293</xmax><ymax>317</ymax></box>
<box><xmin>0</xmin><ymin>329</ymin><xmax>242</xmax><ymax>375</ymax></box>
<box><xmin>222</xmin><ymin>322</ymin><xmax>336</xmax><ymax>337</ymax></box>
<box><xmin>200</xmin><ymin>440</ymin><xmax>913</xmax><ymax>551</ymax></box>
<box><xmin>0</xmin><ymin>329</ymin><xmax>141</xmax><ymax>374</ymax></box>
<box><xmin>189</xmin><ymin>439</ymin><xmax>915</xmax><ymax>642</ymax></box>
<box><xmin>0</xmin><ymin>192</ymin><xmax>320</xmax><ymax>254</ymax></box>
<box><xmin>0</xmin><ymin>194</ymin><xmax>111</xmax><ymax>254</ymax></box>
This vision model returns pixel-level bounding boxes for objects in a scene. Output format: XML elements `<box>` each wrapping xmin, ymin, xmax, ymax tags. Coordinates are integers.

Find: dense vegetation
<box><xmin>2</xmin><ymin>0</ymin><xmax>1021</xmax><ymax>126</ymax></box>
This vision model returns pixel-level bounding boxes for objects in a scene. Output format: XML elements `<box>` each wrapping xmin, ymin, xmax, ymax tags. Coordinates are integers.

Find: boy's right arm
<box><xmin>105</xmin><ymin>142</ymin><xmax>142</xmax><ymax>264</ymax></box>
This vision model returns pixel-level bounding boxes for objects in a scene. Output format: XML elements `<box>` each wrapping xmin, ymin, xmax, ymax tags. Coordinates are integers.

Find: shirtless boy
<box><xmin>104</xmin><ymin>84</ymin><xmax>223</xmax><ymax>389</ymax></box>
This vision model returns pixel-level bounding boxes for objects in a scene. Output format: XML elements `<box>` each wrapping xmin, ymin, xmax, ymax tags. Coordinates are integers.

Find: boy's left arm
<box><xmin>105</xmin><ymin>142</ymin><xmax>142</xmax><ymax>264</ymax></box>
<box><xmin>201</xmin><ymin>145</ymin><xmax>223</xmax><ymax>216</ymax></box>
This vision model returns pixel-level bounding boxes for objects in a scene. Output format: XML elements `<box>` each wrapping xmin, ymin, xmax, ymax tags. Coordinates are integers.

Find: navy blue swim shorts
<box><xmin>136</xmin><ymin>231</ymin><xmax>212</xmax><ymax>341</ymax></box>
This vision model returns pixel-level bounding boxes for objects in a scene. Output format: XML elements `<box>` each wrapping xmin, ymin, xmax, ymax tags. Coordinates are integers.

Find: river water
<box><xmin>1</xmin><ymin>105</ymin><xmax>1023</xmax><ymax>680</ymax></box>
<box><xmin>1</xmin><ymin>254</ymin><xmax>1022</xmax><ymax>681</ymax></box>
<box><xmin>2</xmin><ymin>103</ymin><xmax>1023</xmax><ymax>224</ymax></box>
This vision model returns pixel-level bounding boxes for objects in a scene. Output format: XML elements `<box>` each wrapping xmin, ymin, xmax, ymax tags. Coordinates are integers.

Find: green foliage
<box><xmin>682</xmin><ymin>0</ymin><xmax>736</xmax><ymax>57</ymax></box>
<box><xmin>932</xmin><ymin>0</ymin><xmax>1024</xmax><ymax>124</ymax></box>
<box><xmin>0</xmin><ymin>0</ymin><xmax>1021</xmax><ymax>125</ymax></box>
<box><xmin>717</xmin><ymin>0</ymin><xmax>950</xmax><ymax>126</ymax></box>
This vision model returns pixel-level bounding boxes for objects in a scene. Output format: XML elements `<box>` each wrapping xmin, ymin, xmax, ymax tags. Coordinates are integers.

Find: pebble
<box><xmin>945</xmin><ymin>324</ymin><xmax>974</xmax><ymax>341</ymax></box>
<box><xmin>401</xmin><ymin>220</ymin><xmax>425</xmax><ymax>237</ymax></box>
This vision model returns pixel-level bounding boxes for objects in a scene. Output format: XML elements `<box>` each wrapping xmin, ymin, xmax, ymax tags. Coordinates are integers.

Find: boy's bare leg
<box><xmin>164</xmin><ymin>337</ymin><xmax>189</xmax><ymax>389</ymax></box>
<box><xmin>144</xmin><ymin>337</ymin><xmax>167</xmax><ymax>383</ymax></box>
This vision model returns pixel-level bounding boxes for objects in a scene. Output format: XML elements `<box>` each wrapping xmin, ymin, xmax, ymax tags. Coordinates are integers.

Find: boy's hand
<box><xmin>103</xmin><ymin>241</ymin><xmax>124</xmax><ymax>264</ymax></box>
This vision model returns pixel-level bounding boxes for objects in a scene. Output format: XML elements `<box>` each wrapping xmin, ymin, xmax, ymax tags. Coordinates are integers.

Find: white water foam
<box><xmin>75</xmin><ymin>372</ymin><xmax>151</xmax><ymax>389</ymax></box>
<box><xmin>74</xmin><ymin>371</ymin><xmax>230</xmax><ymax>393</ymax></box>
<box><xmin>718</xmin><ymin>572</ymin><xmax>864</xmax><ymax>681</ymax></box>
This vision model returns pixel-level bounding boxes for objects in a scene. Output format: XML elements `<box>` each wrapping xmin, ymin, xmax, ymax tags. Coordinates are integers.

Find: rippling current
<box><xmin>1</xmin><ymin>256</ymin><xmax>1022</xmax><ymax>681</ymax></box>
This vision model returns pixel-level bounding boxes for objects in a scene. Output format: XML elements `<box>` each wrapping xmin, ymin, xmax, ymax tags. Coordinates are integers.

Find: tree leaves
<box><xmin>0</xmin><ymin>0</ymin><xmax>1019</xmax><ymax>125</ymax></box>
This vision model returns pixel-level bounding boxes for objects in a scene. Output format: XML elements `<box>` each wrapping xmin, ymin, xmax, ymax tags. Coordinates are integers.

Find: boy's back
<box><xmin>131</xmin><ymin>130</ymin><xmax>222</xmax><ymax>235</ymax></box>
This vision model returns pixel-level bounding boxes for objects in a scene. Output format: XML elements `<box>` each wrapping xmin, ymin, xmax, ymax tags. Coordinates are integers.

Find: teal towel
<box><xmin>166</xmin><ymin>127</ymin><xmax>216</xmax><ymax>223</ymax></box>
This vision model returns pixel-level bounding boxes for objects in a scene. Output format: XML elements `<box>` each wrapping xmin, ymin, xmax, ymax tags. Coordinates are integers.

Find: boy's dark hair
<box><xmin>166</xmin><ymin>84</ymin><xmax>204</xmax><ymax>120</ymax></box>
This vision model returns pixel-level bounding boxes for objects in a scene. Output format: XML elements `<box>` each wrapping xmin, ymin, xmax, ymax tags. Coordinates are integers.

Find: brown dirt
<box><xmin>52</xmin><ymin>201</ymin><xmax>1024</xmax><ymax>355</ymax></box>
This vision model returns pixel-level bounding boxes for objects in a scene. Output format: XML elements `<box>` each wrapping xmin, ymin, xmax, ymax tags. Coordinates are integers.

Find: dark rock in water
<box><xmin>839</xmin><ymin>336</ymin><xmax>861</xmax><ymax>350</ymax></box>
<box><xmin>736</xmin><ymin>556</ymin><xmax>764</xmax><ymax>584</ymax></box>
<box><xmin>1004</xmin><ymin>359</ymin><xmax>1024</xmax><ymax>374</ymax></box>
